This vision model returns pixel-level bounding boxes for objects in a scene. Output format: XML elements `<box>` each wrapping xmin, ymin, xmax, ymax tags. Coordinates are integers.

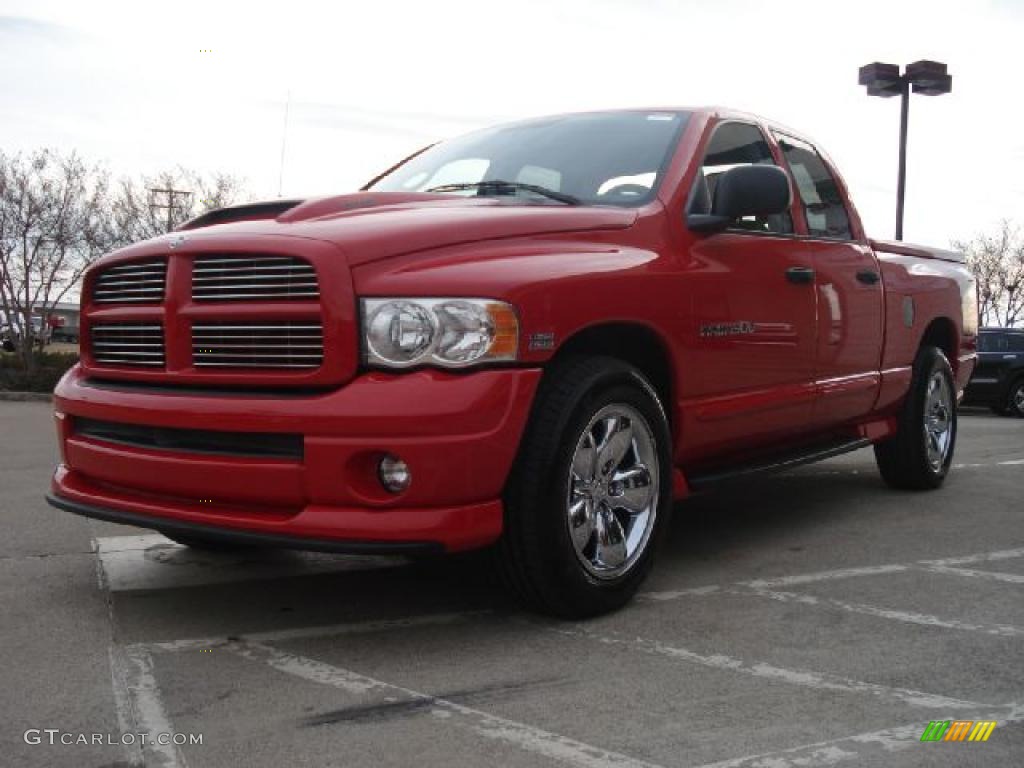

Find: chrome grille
<box><xmin>192</xmin><ymin>256</ymin><xmax>318</xmax><ymax>301</ymax></box>
<box><xmin>92</xmin><ymin>260</ymin><xmax>167</xmax><ymax>304</ymax></box>
<box><xmin>91</xmin><ymin>324</ymin><xmax>165</xmax><ymax>367</ymax></box>
<box><xmin>192</xmin><ymin>322</ymin><xmax>323</xmax><ymax>369</ymax></box>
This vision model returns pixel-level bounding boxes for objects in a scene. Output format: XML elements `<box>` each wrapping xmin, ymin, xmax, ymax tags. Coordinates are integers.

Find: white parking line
<box><xmin>642</xmin><ymin>547</ymin><xmax>1024</xmax><ymax>638</ymax></box>
<box><xmin>537</xmin><ymin>622</ymin><xmax>986</xmax><ymax>710</ymax></box>
<box><xmin>108</xmin><ymin>645</ymin><xmax>144</xmax><ymax>767</ymax></box>
<box><xmin>144</xmin><ymin>611</ymin><xmax>488</xmax><ymax>653</ymax></box>
<box><xmin>954</xmin><ymin>458</ymin><xmax>1024</xmax><ymax>469</ymax></box>
<box><xmin>691</xmin><ymin>701</ymin><xmax>1024</xmax><ymax>768</ymax></box>
<box><xmin>738</xmin><ymin>564</ymin><xmax>911</xmax><ymax>590</ymax></box>
<box><xmin>922</xmin><ymin>565</ymin><xmax>1024</xmax><ymax>585</ymax></box>
<box><xmin>740</xmin><ymin>587</ymin><xmax>1024</xmax><ymax>638</ymax></box>
<box><xmin>920</xmin><ymin>547</ymin><xmax>1024</xmax><ymax>566</ymax></box>
<box><xmin>95</xmin><ymin>534</ymin><xmax>404</xmax><ymax>591</ymax></box>
<box><xmin>122</xmin><ymin>645</ymin><xmax>187</xmax><ymax>768</ymax></box>
<box><xmin>227</xmin><ymin>639</ymin><xmax>665</xmax><ymax>768</ymax></box>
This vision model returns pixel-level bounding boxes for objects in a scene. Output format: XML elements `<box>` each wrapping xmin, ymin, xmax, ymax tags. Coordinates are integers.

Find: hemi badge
<box><xmin>528</xmin><ymin>332</ymin><xmax>556</xmax><ymax>351</ymax></box>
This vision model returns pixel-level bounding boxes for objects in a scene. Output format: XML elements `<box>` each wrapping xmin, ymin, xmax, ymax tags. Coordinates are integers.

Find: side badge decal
<box><xmin>528</xmin><ymin>332</ymin><xmax>556</xmax><ymax>351</ymax></box>
<box><xmin>700</xmin><ymin>321</ymin><xmax>755</xmax><ymax>338</ymax></box>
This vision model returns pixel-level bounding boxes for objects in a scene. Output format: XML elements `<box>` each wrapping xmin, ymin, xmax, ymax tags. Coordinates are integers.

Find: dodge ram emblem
<box><xmin>167</xmin><ymin>234</ymin><xmax>187</xmax><ymax>249</ymax></box>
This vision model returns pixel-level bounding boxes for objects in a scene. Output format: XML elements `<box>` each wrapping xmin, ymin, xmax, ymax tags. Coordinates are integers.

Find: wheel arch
<box><xmin>918</xmin><ymin>316</ymin><xmax>958</xmax><ymax>372</ymax></box>
<box><xmin>545</xmin><ymin>322</ymin><xmax>676</xmax><ymax>431</ymax></box>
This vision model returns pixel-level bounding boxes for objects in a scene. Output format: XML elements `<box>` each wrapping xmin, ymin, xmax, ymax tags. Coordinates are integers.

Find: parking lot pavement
<box><xmin>3</xmin><ymin>401</ymin><xmax>1022</xmax><ymax>767</ymax></box>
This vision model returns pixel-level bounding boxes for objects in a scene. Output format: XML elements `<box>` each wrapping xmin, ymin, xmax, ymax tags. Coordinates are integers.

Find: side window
<box><xmin>1007</xmin><ymin>335</ymin><xmax>1024</xmax><ymax>353</ymax></box>
<box><xmin>775</xmin><ymin>135</ymin><xmax>853</xmax><ymax>239</ymax></box>
<box><xmin>981</xmin><ymin>334</ymin><xmax>1008</xmax><ymax>352</ymax></box>
<box><xmin>690</xmin><ymin>122</ymin><xmax>792</xmax><ymax>234</ymax></box>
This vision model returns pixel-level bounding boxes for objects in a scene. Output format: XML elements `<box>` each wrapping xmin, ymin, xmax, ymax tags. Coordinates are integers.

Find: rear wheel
<box><xmin>498</xmin><ymin>356</ymin><xmax>672</xmax><ymax>618</ymax></box>
<box><xmin>1007</xmin><ymin>378</ymin><xmax>1024</xmax><ymax>418</ymax></box>
<box><xmin>874</xmin><ymin>346</ymin><xmax>957</xmax><ymax>490</ymax></box>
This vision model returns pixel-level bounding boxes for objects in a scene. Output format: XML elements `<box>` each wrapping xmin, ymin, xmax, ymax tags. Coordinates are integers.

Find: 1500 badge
<box><xmin>700</xmin><ymin>321</ymin><xmax>756</xmax><ymax>338</ymax></box>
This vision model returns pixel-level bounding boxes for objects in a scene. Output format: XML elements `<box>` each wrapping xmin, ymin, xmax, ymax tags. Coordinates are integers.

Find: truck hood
<box><xmin>178</xmin><ymin>192</ymin><xmax>639</xmax><ymax>266</ymax></box>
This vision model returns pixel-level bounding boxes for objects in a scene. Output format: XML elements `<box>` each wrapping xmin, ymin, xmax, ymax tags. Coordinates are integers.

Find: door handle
<box><xmin>785</xmin><ymin>266</ymin><xmax>815</xmax><ymax>285</ymax></box>
<box><xmin>856</xmin><ymin>270</ymin><xmax>880</xmax><ymax>285</ymax></box>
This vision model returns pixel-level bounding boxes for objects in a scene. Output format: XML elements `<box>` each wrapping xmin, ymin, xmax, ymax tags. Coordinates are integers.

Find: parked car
<box><xmin>0</xmin><ymin>312</ymin><xmax>49</xmax><ymax>351</ymax></box>
<box><xmin>47</xmin><ymin>108</ymin><xmax>978</xmax><ymax>617</ymax></box>
<box><xmin>963</xmin><ymin>327</ymin><xmax>1024</xmax><ymax>416</ymax></box>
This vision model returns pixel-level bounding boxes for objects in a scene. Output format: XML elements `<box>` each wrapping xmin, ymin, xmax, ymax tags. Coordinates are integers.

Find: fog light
<box><xmin>378</xmin><ymin>455</ymin><xmax>411</xmax><ymax>493</ymax></box>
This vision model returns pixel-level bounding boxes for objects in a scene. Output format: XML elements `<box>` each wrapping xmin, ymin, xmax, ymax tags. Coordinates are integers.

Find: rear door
<box><xmin>774</xmin><ymin>133</ymin><xmax>883</xmax><ymax>428</ymax></box>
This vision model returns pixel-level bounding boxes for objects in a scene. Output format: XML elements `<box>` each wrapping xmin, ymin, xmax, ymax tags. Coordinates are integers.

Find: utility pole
<box><xmin>149</xmin><ymin>187</ymin><xmax>193</xmax><ymax>232</ymax></box>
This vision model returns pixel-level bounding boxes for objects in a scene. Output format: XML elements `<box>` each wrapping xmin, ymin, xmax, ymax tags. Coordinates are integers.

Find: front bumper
<box><xmin>49</xmin><ymin>364</ymin><xmax>542</xmax><ymax>552</ymax></box>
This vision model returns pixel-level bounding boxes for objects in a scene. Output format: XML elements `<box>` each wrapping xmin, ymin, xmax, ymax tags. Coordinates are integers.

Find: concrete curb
<box><xmin>0</xmin><ymin>391</ymin><xmax>53</xmax><ymax>402</ymax></box>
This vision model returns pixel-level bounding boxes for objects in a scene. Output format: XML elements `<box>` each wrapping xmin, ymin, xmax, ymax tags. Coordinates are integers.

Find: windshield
<box><xmin>368</xmin><ymin>110</ymin><xmax>690</xmax><ymax>207</ymax></box>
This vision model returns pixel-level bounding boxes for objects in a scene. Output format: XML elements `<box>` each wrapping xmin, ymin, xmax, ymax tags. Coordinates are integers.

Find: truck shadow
<box><xmin>108</xmin><ymin>464</ymin><xmax>893</xmax><ymax>640</ymax></box>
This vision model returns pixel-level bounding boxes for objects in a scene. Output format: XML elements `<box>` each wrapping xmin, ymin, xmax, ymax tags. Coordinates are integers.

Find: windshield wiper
<box><xmin>425</xmin><ymin>180</ymin><xmax>581</xmax><ymax>205</ymax></box>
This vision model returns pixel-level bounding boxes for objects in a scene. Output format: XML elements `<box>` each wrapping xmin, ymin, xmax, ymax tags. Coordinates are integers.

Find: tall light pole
<box><xmin>858</xmin><ymin>60</ymin><xmax>952</xmax><ymax>241</ymax></box>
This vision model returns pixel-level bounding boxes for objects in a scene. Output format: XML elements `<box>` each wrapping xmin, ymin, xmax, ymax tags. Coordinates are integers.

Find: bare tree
<box><xmin>109</xmin><ymin>168</ymin><xmax>248</xmax><ymax>248</ymax></box>
<box><xmin>954</xmin><ymin>220</ymin><xmax>1024</xmax><ymax>328</ymax></box>
<box><xmin>0</xmin><ymin>149</ymin><xmax>114</xmax><ymax>369</ymax></box>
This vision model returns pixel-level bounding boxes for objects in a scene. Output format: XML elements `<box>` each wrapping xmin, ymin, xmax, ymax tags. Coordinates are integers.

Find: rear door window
<box><xmin>775</xmin><ymin>134</ymin><xmax>853</xmax><ymax>240</ymax></box>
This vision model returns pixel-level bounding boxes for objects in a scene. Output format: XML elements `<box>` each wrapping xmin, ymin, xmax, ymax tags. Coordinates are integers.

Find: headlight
<box><xmin>362</xmin><ymin>298</ymin><xmax>519</xmax><ymax>368</ymax></box>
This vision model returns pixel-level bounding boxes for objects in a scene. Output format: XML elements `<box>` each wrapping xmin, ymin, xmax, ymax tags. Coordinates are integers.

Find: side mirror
<box><xmin>687</xmin><ymin>165</ymin><xmax>792</xmax><ymax>233</ymax></box>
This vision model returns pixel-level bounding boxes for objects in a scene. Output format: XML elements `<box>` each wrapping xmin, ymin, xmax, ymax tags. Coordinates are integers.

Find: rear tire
<box><xmin>1007</xmin><ymin>378</ymin><xmax>1024</xmax><ymax>418</ymax></box>
<box><xmin>874</xmin><ymin>346</ymin><xmax>957</xmax><ymax>490</ymax></box>
<box><xmin>497</xmin><ymin>356</ymin><xmax>672</xmax><ymax>618</ymax></box>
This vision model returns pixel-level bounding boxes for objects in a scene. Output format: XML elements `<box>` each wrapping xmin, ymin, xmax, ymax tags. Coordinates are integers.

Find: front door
<box><xmin>678</xmin><ymin>121</ymin><xmax>819</xmax><ymax>463</ymax></box>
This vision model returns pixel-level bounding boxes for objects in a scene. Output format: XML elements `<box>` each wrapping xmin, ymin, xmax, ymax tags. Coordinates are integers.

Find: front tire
<box><xmin>874</xmin><ymin>346</ymin><xmax>957</xmax><ymax>490</ymax></box>
<box><xmin>498</xmin><ymin>356</ymin><xmax>672</xmax><ymax>618</ymax></box>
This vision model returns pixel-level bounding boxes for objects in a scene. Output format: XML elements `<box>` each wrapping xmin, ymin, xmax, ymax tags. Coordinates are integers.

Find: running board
<box><xmin>686</xmin><ymin>437</ymin><xmax>872</xmax><ymax>491</ymax></box>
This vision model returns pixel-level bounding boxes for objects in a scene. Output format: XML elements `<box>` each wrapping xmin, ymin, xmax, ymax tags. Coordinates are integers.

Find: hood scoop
<box><xmin>180</xmin><ymin>199</ymin><xmax>305</xmax><ymax>231</ymax></box>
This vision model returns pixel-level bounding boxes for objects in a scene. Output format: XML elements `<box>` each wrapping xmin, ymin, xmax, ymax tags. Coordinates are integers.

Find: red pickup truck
<box><xmin>48</xmin><ymin>108</ymin><xmax>978</xmax><ymax>617</ymax></box>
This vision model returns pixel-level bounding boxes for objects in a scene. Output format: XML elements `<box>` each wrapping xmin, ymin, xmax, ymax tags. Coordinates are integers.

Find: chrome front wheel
<box><xmin>567</xmin><ymin>404</ymin><xmax>659</xmax><ymax>581</ymax></box>
<box><xmin>498</xmin><ymin>356</ymin><xmax>671</xmax><ymax>617</ymax></box>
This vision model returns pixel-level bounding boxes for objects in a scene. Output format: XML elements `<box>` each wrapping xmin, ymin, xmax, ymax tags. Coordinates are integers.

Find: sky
<box><xmin>1</xmin><ymin>0</ymin><xmax>1022</xmax><ymax>249</ymax></box>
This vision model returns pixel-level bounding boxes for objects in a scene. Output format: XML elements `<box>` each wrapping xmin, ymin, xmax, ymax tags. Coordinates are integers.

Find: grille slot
<box><xmin>75</xmin><ymin>418</ymin><xmax>303</xmax><ymax>459</ymax></box>
<box><xmin>91</xmin><ymin>324</ymin><xmax>165</xmax><ymax>367</ymax></box>
<box><xmin>192</xmin><ymin>322</ymin><xmax>323</xmax><ymax>369</ymax></box>
<box><xmin>92</xmin><ymin>260</ymin><xmax>167</xmax><ymax>304</ymax></box>
<box><xmin>192</xmin><ymin>256</ymin><xmax>318</xmax><ymax>301</ymax></box>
